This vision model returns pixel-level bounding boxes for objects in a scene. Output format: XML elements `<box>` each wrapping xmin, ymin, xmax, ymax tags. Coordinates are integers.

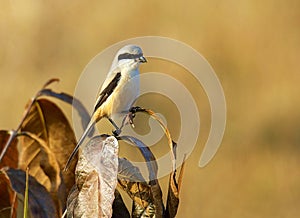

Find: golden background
<box><xmin>1</xmin><ymin>1</ymin><xmax>299</xmax><ymax>217</ymax></box>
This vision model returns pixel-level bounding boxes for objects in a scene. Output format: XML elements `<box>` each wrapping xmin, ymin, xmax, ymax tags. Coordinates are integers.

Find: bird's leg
<box><xmin>120</xmin><ymin>106</ymin><xmax>145</xmax><ymax>129</ymax></box>
<box><xmin>113</xmin><ymin>107</ymin><xmax>146</xmax><ymax>136</ymax></box>
<box><xmin>117</xmin><ymin>114</ymin><xmax>132</xmax><ymax>134</ymax></box>
<box><xmin>107</xmin><ymin>117</ymin><xmax>122</xmax><ymax>136</ymax></box>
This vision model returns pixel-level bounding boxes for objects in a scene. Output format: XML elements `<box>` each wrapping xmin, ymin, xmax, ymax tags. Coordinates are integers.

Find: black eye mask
<box><xmin>117</xmin><ymin>52</ymin><xmax>143</xmax><ymax>61</ymax></box>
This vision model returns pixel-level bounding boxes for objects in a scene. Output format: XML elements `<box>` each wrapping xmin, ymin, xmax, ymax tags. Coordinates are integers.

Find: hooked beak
<box><xmin>138</xmin><ymin>56</ymin><xmax>147</xmax><ymax>63</ymax></box>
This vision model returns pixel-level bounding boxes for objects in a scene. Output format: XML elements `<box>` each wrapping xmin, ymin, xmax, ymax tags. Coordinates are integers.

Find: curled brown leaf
<box><xmin>0</xmin><ymin>130</ymin><xmax>18</xmax><ymax>169</ymax></box>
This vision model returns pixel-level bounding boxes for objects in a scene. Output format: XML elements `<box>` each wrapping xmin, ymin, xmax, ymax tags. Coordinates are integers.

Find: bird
<box><xmin>64</xmin><ymin>45</ymin><xmax>147</xmax><ymax>170</ymax></box>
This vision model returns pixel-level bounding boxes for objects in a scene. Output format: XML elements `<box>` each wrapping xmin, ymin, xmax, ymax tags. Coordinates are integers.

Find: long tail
<box><xmin>64</xmin><ymin>117</ymin><xmax>96</xmax><ymax>171</ymax></box>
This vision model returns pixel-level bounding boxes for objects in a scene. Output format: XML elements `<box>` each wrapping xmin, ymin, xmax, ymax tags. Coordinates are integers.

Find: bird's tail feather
<box><xmin>64</xmin><ymin>118</ymin><xmax>96</xmax><ymax>171</ymax></box>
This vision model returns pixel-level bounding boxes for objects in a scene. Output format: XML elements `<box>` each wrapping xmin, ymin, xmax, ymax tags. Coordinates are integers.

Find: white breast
<box><xmin>102</xmin><ymin>67</ymin><xmax>140</xmax><ymax>125</ymax></box>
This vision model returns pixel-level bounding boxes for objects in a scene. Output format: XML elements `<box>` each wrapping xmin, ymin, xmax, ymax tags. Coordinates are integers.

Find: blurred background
<box><xmin>1</xmin><ymin>0</ymin><xmax>299</xmax><ymax>217</ymax></box>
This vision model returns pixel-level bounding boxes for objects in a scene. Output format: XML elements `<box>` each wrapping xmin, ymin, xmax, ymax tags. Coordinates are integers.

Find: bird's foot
<box><xmin>129</xmin><ymin>106</ymin><xmax>144</xmax><ymax>114</ymax></box>
<box><xmin>114</xmin><ymin>107</ymin><xmax>145</xmax><ymax>135</ymax></box>
<box><xmin>112</xmin><ymin>128</ymin><xmax>121</xmax><ymax>136</ymax></box>
<box><xmin>120</xmin><ymin>112</ymin><xmax>135</xmax><ymax>129</ymax></box>
<box><xmin>128</xmin><ymin>112</ymin><xmax>135</xmax><ymax>128</ymax></box>
<box><xmin>128</xmin><ymin>106</ymin><xmax>146</xmax><ymax>127</ymax></box>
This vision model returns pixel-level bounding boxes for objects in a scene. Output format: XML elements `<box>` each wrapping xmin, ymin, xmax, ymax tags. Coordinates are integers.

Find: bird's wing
<box><xmin>64</xmin><ymin>71</ymin><xmax>121</xmax><ymax>171</ymax></box>
<box><xmin>94</xmin><ymin>71</ymin><xmax>121</xmax><ymax>112</ymax></box>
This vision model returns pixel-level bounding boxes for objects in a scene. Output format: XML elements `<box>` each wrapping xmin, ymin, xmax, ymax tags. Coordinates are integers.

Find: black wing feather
<box><xmin>94</xmin><ymin>72</ymin><xmax>121</xmax><ymax>112</ymax></box>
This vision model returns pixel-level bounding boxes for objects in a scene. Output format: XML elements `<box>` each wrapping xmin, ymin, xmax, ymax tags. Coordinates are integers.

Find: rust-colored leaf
<box><xmin>0</xmin><ymin>169</ymin><xmax>17</xmax><ymax>218</ymax></box>
<box><xmin>0</xmin><ymin>130</ymin><xmax>18</xmax><ymax>168</ymax></box>
<box><xmin>166</xmin><ymin>156</ymin><xmax>185</xmax><ymax>218</ymax></box>
<box><xmin>20</xmin><ymin>98</ymin><xmax>77</xmax><ymax>187</ymax></box>
<box><xmin>118</xmin><ymin>179</ymin><xmax>152</xmax><ymax>210</ymax></box>
<box><xmin>165</xmin><ymin>172</ymin><xmax>179</xmax><ymax>218</ymax></box>
<box><xmin>19</xmin><ymin>99</ymin><xmax>77</xmax><ymax>215</ymax></box>
<box><xmin>41</xmin><ymin>78</ymin><xmax>59</xmax><ymax>89</ymax></box>
<box><xmin>21</xmin><ymin>132</ymin><xmax>61</xmax><ymax>191</ymax></box>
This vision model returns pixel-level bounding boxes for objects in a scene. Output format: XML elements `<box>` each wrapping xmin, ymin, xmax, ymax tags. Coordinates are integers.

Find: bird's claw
<box><xmin>128</xmin><ymin>112</ymin><xmax>135</xmax><ymax>128</ymax></box>
<box><xmin>112</xmin><ymin>128</ymin><xmax>121</xmax><ymax>136</ymax></box>
<box><xmin>120</xmin><ymin>112</ymin><xmax>135</xmax><ymax>129</ymax></box>
<box><xmin>115</xmin><ymin>107</ymin><xmax>145</xmax><ymax>135</ymax></box>
<box><xmin>129</xmin><ymin>106</ymin><xmax>143</xmax><ymax>113</ymax></box>
<box><xmin>128</xmin><ymin>106</ymin><xmax>145</xmax><ymax>127</ymax></box>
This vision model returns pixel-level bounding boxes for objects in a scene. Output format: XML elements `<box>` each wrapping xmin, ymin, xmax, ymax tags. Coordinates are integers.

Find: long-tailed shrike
<box><xmin>64</xmin><ymin>45</ymin><xmax>146</xmax><ymax>170</ymax></box>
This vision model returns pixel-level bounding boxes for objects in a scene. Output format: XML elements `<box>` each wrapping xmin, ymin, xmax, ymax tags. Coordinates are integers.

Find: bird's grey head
<box><xmin>111</xmin><ymin>45</ymin><xmax>147</xmax><ymax>69</ymax></box>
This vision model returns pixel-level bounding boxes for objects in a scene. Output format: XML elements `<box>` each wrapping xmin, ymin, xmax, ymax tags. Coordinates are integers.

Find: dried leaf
<box><xmin>41</xmin><ymin>78</ymin><xmax>60</xmax><ymax>89</ymax></box>
<box><xmin>76</xmin><ymin>170</ymin><xmax>101</xmax><ymax>217</ymax></box>
<box><xmin>19</xmin><ymin>99</ymin><xmax>77</xmax><ymax>215</ymax></box>
<box><xmin>19</xmin><ymin>98</ymin><xmax>77</xmax><ymax>188</ymax></box>
<box><xmin>118</xmin><ymin>180</ymin><xmax>152</xmax><ymax>208</ymax></box>
<box><xmin>0</xmin><ymin>170</ymin><xmax>17</xmax><ymax>218</ymax></box>
<box><xmin>67</xmin><ymin>135</ymin><xmax>119</xmax><ymax>218</ymax></box>
<box><xmin>0</xmin><ymin>130</ymin><xmax>18</xmax><ymax>168</ymax></box>
<box><xmin>132</xmin><ymin>201</ymin><xmax>156</xmax><ymax>218</ymax></box>
<box><xmin>118</xmin><ymin>157</ymin><xmax>145</xmax><ymax>182</ymax></box>
<box><xmin>119</xmin><ymin>136</ymin><xmax>158</xmax><ymax>181</ymax></box>
<box><xmin>118</xmin><ymin>136</ymin><xmax>164</xmax><ymax>217</ymax></box>
<box><xmin>117</xmin><ymin>158</ymin><xmax>152</xmax><ymax>210</ymax></box>
<box><xmin>1</xmin><ymin>168</ymin><xmax>57</xmax><ymax>218</ymax></box>
<box><xmin>118</xmin><ymin>158</ymin><xmax>153</xmax><ymax>215</ymax></box>
<box><xmin>112</xmin><ymin>190</ymin><xmax>130</xmax><ymax>218</ymax></box>
<box><xmin>166</xmin><ymin>156</ymin><xmax>186</xmax><ymax>218</ymax></box>
<box><xmin>39</xmin><ymin>89</ymin><xmax>94</xmax><ymax>136</ymax></box>
<box><xmin>149</xmin><ymin>180</ymin><xmax>164</xmax><ymax>218</ymax></box>
<box><xmin>165</xmin><ymin>172</ymin><xmax>179</xmax><ymax>218</ymax></box>
<box><xmin>65</xmin><ymin>185</ymin><xmax>78</xmax><ymax>218</ymax></box>
<box><xmin>20</xmin><ymin>132</ymin><xmax>61</xmax><ymax>192</ymax></box>
<box><xmin>130</xmin><ymin>108</ymin><xmax>176</xmax><ymax>171</ymax></box>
